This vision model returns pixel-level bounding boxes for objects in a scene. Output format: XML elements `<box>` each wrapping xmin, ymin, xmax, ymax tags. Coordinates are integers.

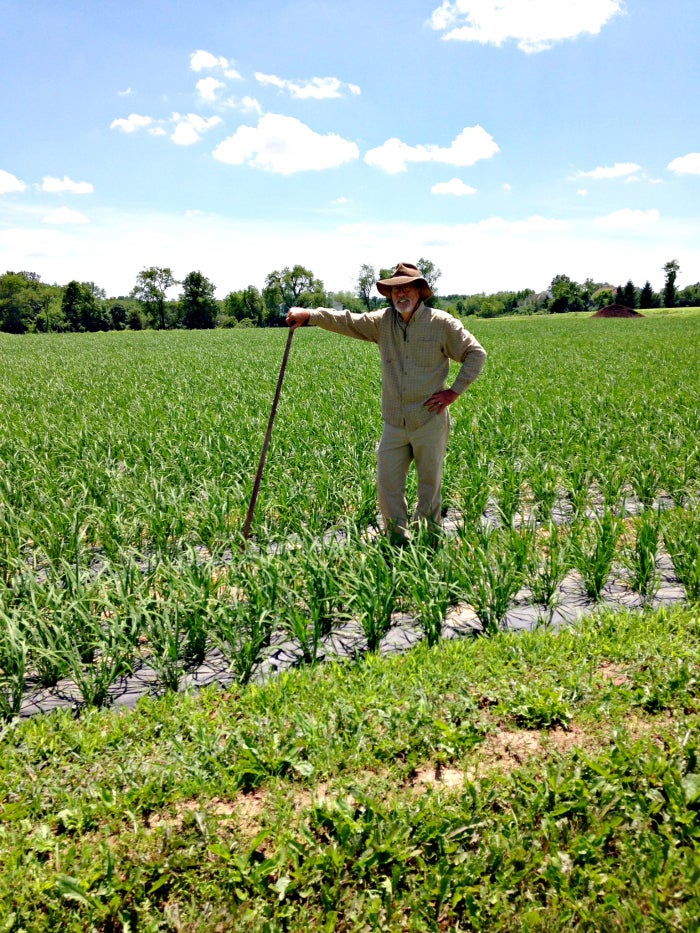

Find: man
<box><xmin>286</xmin><ymin>262</ymin><xmax>486</xmax><ymax>543</ymax></box>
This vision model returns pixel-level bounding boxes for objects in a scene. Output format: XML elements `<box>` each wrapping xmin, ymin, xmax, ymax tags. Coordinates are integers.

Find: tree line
<box><xmin>0</xmin><ymin>258</ymin><xmax>695</xmax><ymax>335</ymax></box>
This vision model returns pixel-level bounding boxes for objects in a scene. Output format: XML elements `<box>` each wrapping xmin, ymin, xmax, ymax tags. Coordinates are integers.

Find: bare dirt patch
<box><xmin>598</xmin><ymin>662</ymin><xmax>630</xmax><ymax>686</ymax></box>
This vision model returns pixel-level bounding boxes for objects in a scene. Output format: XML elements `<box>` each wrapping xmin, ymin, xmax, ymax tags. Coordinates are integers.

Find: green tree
<box><xmin>639</xmin><ymin>281</ymin><xmax>655</xmax><ymax>309</ymax></box>
<box><xmin>222</xmin><ymin>290</ymin><xmax>246</xmax><ymax>325</ymax></box>
<box><xmin>662</xmin><ymin>260</ymin><xmax>680</xmax><ymax>308</ymax></box>
<box><xmin>620</xmin><ymin>279</ymin><xmax>637</xmax><ymax>309</ymax></box>
<box><xmin>110</xmin><ymin>303</ymin><xmax>127</xmax><ymax>330</ymax></box>
<box><xmin>416</xmin><ymin>258</ymin><xmax>442</xmax><ymax>302</ymax></box>
<box><xmin>0</xmin><ymin>271</ymin><xmax>55</xmax><ymax>333</ymax></box>
<box><xmin>550</xmin><ymin>274</ymin><xmax>585</xmax><ymax>313</ymax></box>
<box><xmin>677</xmin><ymin>282</ymin><xmax>700</xmax><ymax>307</ymax></box>
<box><xmin>593</xmin><ymin>287</ymin><xmax>615</xmax><ymax>310</ymax></box>
<box><xmin>222</xmin><ymin>286</ymin><xmax>264</xmax><ymax>327</ymax></box>
<box><xmin>241</xmin><ymin>286</ymin><xmax>264</xmax><ymax>325</ymax></box>
<box><xmin>263</xmin><ymin>265</ymin><xmax>324</xmax><ymax>321</ymax></box>
<box><xmin>61</xmin><ymin>280</ymin><xmax>83</xmax><ymax>330</ymax></box>
<box><xmin>61</xmin><ymin>280</ymin><xmax>110</xmax><ymax>332</ymax></box>
<box><xmin>131</xmin><ymin>266</ymin><xmax>178</xmax><ymax>329</ymax></box>
<box><xmin>356</xmin><ymin>263</ymin><xmax>376</xmax><ymax>310</ymax></box>
<box><xmin>180</xmin><ymin>270</ymin><xmax>218</xmax><ymax>329</ymax></box>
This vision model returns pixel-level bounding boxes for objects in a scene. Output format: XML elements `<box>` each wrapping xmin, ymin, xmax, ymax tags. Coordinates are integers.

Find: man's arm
<box><xmin>286</xmin><ymin>306</ymin><xmax>380</xmax><ymax>343</ymax></box>
<box><xmin>425</xmin><ymin>323</ymin><xmax>487</xmax><ymax>413</ymax></box>
<box><xmin>447</xmin><ymin>325</ymin><xmax>487</xmax><ymax>396</ymax></box>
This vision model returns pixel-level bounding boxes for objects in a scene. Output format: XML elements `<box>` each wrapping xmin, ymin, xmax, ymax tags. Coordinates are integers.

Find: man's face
<box><xmin>391</xmin><ymin>283</ymin><xmax>421</xmax><ymax>318</ymax></box>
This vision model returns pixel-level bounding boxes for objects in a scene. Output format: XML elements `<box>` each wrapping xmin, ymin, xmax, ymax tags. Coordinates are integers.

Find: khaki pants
<box><xmin>377</xmin><ymin>412</ymin><xmax>450</xmax><ymax>543</ymax></box>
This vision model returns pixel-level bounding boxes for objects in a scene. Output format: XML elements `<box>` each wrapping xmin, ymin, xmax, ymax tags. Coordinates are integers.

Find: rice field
<box><xmin>0</xmin><ymin>311</ymin><xmax>698</xmax><ymax>715</ymax></box>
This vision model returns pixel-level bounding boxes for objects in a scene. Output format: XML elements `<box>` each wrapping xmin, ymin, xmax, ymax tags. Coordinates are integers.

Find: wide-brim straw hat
<box><xmin>376</xmin><ymin>262</ymin><xmax>433</xmax><ymax>300</ymax></box>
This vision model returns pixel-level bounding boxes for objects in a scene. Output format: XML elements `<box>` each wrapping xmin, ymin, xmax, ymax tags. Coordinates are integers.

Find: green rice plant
<box><xmin>60</xmin><ymin>600</ymin><xmax>138</xmax><ymax>708</ymax></box>
<box><xmin>209</xmin><ymin>594</ymin><xmax>275</xmax><ymax>687</ymax></box>
<box><xmin>527</xmin><ymin>460</ymin><xmax>559</xmax><ymax>522</ymax></box>
<box><xmin>205</xmin><ymin>550</ymin><xmax>281</xmax><ymax>684</ymax></box>
<box><xmin>343</xmin><ymin>538</ymin><xmax>399</xmax><ymax>652</ymax></box>
<box><xmin>662</xmin><ymin>507</ymin><xmax>700</xmax><ymax>603</ymax></box>
<box><xmin>494</xmin><ymin>460</ymin><xmax>523</xmax><ymax>528</ymax></box>
<box><xmin>292</xmin><ymin>535</ymin><xmax>344</xmax><ymax>639</ymax></box>
<box><xmin>628</xmin><ymin>457</ymin><xmax>661</xmax><ymax>509</ymax></box>
<box><xmin>659</xmin><ymin>444</ymin><xmax>698</xmax><ymax>507</ymax></box>
<box><xmin>571</xmin><ymin>507</ymin><xmax>622</xmax><ymax>600</ymax></box>
<box><xmin>153</xmin><ymin>552</ymin><xmax>220</xmax><ymax>667</ymax></box>
<box><xmin>279</xmin><ymin>595</ymin><xmax>322</xmax><ymax>666</ymax></box>
<box><xmin>398</xmin><ymin>540</ymin><xmax>458</xmax><ymax>647</ymax></box>
<box><xmin>594</xmin><ymin>459</ymin><xmax>627</xmax><ymax>511</ymax></box>
<box><xmin>140</xmin><ymin>598</ymin><xmax>188</xmax><ymax>693</ymax></box>
<box><xmin>454</xmin><ymin>526</ymin><xmax>524</xmax><ymax>635</ymax></box>
<box><xmin>26</xmin><ymin>607</ymin><xmax>75</xmax><ymax>688</ymax></box>
<box><xmin>278</xmin><ymin>537</ymin><xmax>347</xmax><ymax>665</ymax></box>
<box><xmin>0</xmin><ymin>608</ymin><xmax>27</xmax><ymax>719</ymax></box>
<box><xmin>526</xmin><ymin>521</ymin><xmax>572</xmax><ymax>621</ymax></box>
<box><xmin>505</xmin><ymin>521</ymin><xmax>536</xmax><ymax>576</ymax></box>
<box><xmin>563</xmin><ymin>454</ymin><xmax>594</xmax><ymax>519</ymax></box>
<box><xmin>623</xmin><ymin>507</ymin><xmax>662</xmax><ymax>602</ymax></box>
<box><xmin>446</xmin><ymin>449</ymin><xmax>493</xmax><ymax>523</ymax></box>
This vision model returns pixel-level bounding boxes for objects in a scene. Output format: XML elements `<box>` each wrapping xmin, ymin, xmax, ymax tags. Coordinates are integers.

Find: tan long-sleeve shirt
<box><xmin>307</xmin><ymin>303</ymin><xmax>487</xmax><ymax>430</ymax></box>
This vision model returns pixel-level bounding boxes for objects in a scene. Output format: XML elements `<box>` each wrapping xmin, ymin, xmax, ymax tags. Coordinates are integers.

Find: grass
<box><xmin>1</xmin><ymin>606</ymin><xmax>699</xmax><ymax>930</ymax></box>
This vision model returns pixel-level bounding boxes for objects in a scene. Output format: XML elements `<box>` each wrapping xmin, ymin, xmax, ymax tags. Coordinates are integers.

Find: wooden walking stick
<box><xmin>242</xmin><ymin>326</ymin><xmax>295</xmax><ymax>545</ymax></box>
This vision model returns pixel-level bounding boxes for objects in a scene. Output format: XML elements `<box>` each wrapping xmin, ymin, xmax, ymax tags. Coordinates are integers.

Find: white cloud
<box><xmin>594</xmin><ymin>208</ymin><xmax>660</xmax><ymax>230</ymax></box>
<box><xmin>667</xmin><ymin>152</ymin><xmax>700</xmax><ymax>175</ymax></box>
<box><xmin>332</xmin><ymin>196</ymin><xmax>350</xmax><ymax>205</ymax></box>
<box><xmin>110</xmin><ymin>111</ymin><xmax>221</xmax><ymax>144</ymax></box>
<box><xmin>576</xmin><ymin>161</ymin><xmax>641</xmax><ymax>180</ymax></box>
<box><xmin>196</xmin><ymin>77</ymin><xmax>225</xmax><ymax>101</ymax></box>
<box><xmin>212</xmin><ymin>113</ymin><xmax>359</xmax><ymax>174</ymax></box>
<box><xmin>577</xmin><ymin>188</ymin><xmax>588</xmax><ymax>197</ymax></box>
<box><xmin>255</xmin><ymin>72</ymin><xmax>361</xmax><ymax>99</ymax></box>
<box><xmin>431</xmin><ymin>178</ymin><xmax>477</xmax><ymax>196</ymax></box>
<box><xmin>43</xmin><ymin>207</ymin><xmax>90</xmax><ymax>225</ymax></box>
<box><xmin>190</xmin><ymin>49</ymin><xmax>241</xmax><ymax>79</ymax></box>
<box><xmin>478</xmin><ymin>214</ymin><xmax>569</xmax><ymax>233</ymax></box>
<box><xmin>171</xmin><ymin>113</ymin><xmax>223</xmax><ymax>145</ymax></box>
<box><xmin>110</xmin><ymin>113</ymin><xmax>153</xmax><ymax>133</ymax></box>
<box><xmin>430</xmin><ymin>0</ymin><xmax>624</xmax><ymax>52</ymax></box>
<box><xmin>118</xmin><ymin>87</ymin><xmax>132</xmax><ymax>96</ymax></box>
<box><xmin>42</xmin><ymin>175</ymin><xmax>94</xmax><ymax>194</ymax></box>
<box><xmin>365</xmin><ymin>125</ymin><xmax>498</xmax><ymax>174</ymax></box>
<box><xmin>0</xmin><ymin>169</ymin><xmax>26</xmax><ymax>193</ymax></box>
<box><xmin>240</xmin><ymin>97</ymin><xmax>263</xmax><ymax>114</ymax></box>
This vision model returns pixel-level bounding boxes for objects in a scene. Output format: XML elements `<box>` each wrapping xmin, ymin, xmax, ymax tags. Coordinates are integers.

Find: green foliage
<box><xmin>356</xmin><ymin>263</ymin><xmax>376</xmax><ymax>311</ymax></box>
<box><xmin>571</xmin><ymin>508</ymin><xmax>622</xmax><ymax>600</ymax></box>
<box><xmin>1</xmin><ymin>608</ymin><xmax>699</xmax><ymax>929</ymax></box>
<box><xmin>61</xmin><ymin>280</ymin><xmax>111</xmax><ymax>332</ymax></box>
<box><xmin>180</xmin><ymin>270</ymin><xmax>218</xmax><ymax>329</ymax></box>
<box><xmin>663</xmin><ymin>259</ymin><xmax>680</xmax><ymax>308</ymax></box>
<box><xmin>662</xmin><ymin>508</ymin><xmax>700</xmax><ymax>603</ymax></box>
<box><xmin>550</xmin><ymin>273</ymin><xmax>587</xmax><ymax>313</ymax></box>
<box><xmin>0</xmin><ymin>313</ymin><xmax>698</xmax><ymax>724</ymax></box>
<box><xmin>0</xmin><ymin>271</ymin><xmax>62</xmax><ymax>333</ymax></box>
<box><xmin>264</xmin><ymin>265</ymin><xmax>324</xmax><ymax>315</ymax></box>
<box><xmin>131</xmin><ymin>266</ymin><xmax>178</xmax><ymax>329</ymax></box>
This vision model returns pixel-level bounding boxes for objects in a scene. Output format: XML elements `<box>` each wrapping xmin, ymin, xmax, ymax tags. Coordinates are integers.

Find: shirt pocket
<box><xmin>410</xmin><ymin>338</ymin><xmax>445</xmax><ymax>370</ymax></box>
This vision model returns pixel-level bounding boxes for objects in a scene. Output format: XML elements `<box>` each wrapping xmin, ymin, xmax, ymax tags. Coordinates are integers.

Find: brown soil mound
<box><xmin>592</xmin><ymin>304</ymin><xmax>645</xmax><ymax>318</ymax></box>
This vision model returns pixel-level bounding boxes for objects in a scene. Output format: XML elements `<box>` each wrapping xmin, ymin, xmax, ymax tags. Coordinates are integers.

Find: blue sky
<box><xmin>1</xmin><ymin>0</ymin><xmax>699</xmax><ymax>299</ymax></box>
